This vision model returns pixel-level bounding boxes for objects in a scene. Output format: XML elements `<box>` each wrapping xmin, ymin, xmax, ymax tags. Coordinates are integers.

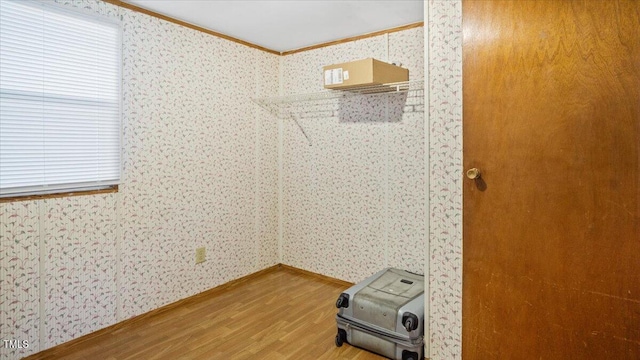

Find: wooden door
<box><xmin>462</xmin><ymin>1</ymin><xmax>640</xmax><ymax>358</ymax></box>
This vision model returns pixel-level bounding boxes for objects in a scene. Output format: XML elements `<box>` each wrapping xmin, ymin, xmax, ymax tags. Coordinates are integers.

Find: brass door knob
<box><xmin>466</xmin><ymin>168</ymin><xmax>481</xmax><ymax>180</ymax></box>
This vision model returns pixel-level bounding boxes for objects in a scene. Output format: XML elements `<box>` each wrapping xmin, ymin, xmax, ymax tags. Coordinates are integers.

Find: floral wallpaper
<box><xmin>427</xmin><ymin>1</ymin><xmax>463</xmax><ymax>359</ymax></box>
<box><xmin>254</xmin><ymin>52</ymin><xmax>281</xmax><ymax>271</ymax></box>
<box><xmin>43</xmin><ymin>195</ymin><xmax>118</xmax><ymax>349</ymax></box>
<box><xmin>117</xmin><ymin>9</ymin><xmax>279</xmax><ymax>319</ymax></box>
<box><xmin>0</xmin><ymin>201</ymin><xmax>40</xmax><ymax>359</ymax></box>
<box><xmin>280</xmin><ymin>27</ymin><xmax>426</xmax><ymax>283</ymax></box>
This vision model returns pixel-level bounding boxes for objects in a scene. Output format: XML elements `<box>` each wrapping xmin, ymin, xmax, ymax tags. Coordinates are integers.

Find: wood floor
<box><xmin>26</xmin><ymin>266</ymin><xmax>386</xmax><ymax>359</ymax></box>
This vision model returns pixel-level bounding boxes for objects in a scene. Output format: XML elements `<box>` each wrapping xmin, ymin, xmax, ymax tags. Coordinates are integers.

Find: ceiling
<box><xmin>123</xmin><ymin>1</ymin><xmax>424</xmax><ymax>53</ymax></box>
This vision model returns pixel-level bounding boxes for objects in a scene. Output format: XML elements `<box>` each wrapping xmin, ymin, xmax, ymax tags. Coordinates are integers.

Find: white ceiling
<box><xmin>123</xmin><ymin>1</ymin><xmax>424</xmax><ymax>53</ymax></box>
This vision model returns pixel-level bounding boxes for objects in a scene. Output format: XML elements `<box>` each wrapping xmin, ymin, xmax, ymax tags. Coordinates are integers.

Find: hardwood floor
<box><xmin>26</xmin><ymin>266</ymin><xmax>386</xmax><ymax>359</ymax></box>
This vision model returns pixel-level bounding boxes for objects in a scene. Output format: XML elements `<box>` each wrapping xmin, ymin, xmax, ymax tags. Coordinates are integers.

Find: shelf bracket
<box><xmin>289</xmin><ymin>114</ymin><xmax>312</xmax><ymax>146</ymax></box>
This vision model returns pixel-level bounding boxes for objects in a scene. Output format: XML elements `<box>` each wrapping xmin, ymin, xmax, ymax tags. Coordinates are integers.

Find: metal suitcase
<box><xmin>335</xmin><ymin>268</ymin><xmax>424</xmax><ymax>360</ymax></box>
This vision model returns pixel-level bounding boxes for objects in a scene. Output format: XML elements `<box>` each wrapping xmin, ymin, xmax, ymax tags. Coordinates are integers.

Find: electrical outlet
<box><xmin>195</xmin><ymin>247</ymin><xmax>206</xmax><ymax>264</ymax></box>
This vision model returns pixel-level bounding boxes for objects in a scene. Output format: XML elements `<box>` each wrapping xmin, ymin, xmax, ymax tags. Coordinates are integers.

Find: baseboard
<box><xmin>278</xmin><ymin>263</ymin><xmax>354</xmax><ymax>288</ymax></box>
<box><xmin>24</xmin><ymin>264</ymin><xmax>281</xmax><ymax>360</ymax></box>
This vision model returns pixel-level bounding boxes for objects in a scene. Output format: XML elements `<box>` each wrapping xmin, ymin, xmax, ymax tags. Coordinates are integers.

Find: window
<box><xmin>0</xmin><ymin>0</ymin><xmax>121</xmax><ymax>198</ymax></box>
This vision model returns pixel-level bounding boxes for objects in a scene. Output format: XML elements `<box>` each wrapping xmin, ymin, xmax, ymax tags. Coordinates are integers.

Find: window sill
<box><xmin>0</xmin><ymin>185</ymin><xmax>119</xmax><ymax>203</ymax></box>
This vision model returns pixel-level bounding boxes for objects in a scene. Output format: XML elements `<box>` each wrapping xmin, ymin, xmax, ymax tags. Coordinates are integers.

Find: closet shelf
<box><xmin>252</xmin><ymin>79</ymin><xmax>424</xmax><ymax>145</ymax></box>
<box><xmin>252</xmin><ymin>79</ymin><xmax>423</xmax><ymax>110</ymax></box>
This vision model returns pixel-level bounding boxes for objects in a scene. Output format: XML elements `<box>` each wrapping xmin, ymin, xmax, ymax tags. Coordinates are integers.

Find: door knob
<box><xmin>466</xmin><ymin>168</ymin><xmax>481</xmax><ymax>180</ymax></box>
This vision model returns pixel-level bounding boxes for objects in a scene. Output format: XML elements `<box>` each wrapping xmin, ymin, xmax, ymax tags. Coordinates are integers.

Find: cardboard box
<box><xmin>323</xmin><ymin>58</ymin><xmax>409</xmax><ymax>90</ymax></box>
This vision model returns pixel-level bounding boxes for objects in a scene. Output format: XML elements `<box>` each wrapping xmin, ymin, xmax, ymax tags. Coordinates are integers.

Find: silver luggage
<box><xmin>335</xmin><ymin>268</ymin><xmax>424</xmax><ymax>360</ymax></box>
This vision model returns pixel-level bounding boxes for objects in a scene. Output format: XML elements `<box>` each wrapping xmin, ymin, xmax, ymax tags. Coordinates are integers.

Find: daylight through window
<box><xmin>0</xmin><ymin>0</ymin><xmax>121</xmax><ymax>198</ymax></box>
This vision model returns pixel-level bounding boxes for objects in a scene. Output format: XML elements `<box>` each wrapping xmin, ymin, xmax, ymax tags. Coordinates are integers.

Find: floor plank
<box><xmin>26</xmin><ymin>267</ymin><xmax>386</xmax><ymax>359</ymax></box>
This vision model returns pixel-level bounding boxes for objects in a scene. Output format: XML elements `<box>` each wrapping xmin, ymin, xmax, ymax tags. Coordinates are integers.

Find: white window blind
<box><xmin>0</xmin><ymin>0</ymin><xmax>121</xmax><ymax>197</ymax></box>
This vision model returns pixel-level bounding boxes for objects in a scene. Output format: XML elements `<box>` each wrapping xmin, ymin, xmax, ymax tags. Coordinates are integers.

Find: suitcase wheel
<box><xmin>402</xmin><ymin>350</ymin><xmax>419</xmax><ymax>360</ymax></box>
<box><xmin>335</xmin><ymin>293</ymin><xmax>350</xmax><ymax>308</ymax></box>
<box><xmin>402</xmin><ymin>312</ymin><xmax>419</xmax><ymax>332</ymax></box>
<box><xmin>335</xmin><ymin>329</ymin><xmax>347</xmax><ymax>347</ymax></box>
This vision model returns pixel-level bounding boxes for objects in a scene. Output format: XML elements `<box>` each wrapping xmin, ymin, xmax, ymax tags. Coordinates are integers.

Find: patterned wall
<box><xmin>280</xmin><ymin>27</ymin><xmax>426</xmax><ymax>283</ymax></box>
<box><xmin>254</xmin><ymin>52</ymin><xmax>281</xmax><ymax>271</ymax></box>
<box><xmin>117</xmin><ymin>8</ymin><xmax>279</xmax><ymax>319</ymax></box>
<box><xmin>0</xmin><ymin>202</ymin><xmax>40</xmax><ymax>359</ymax></box>
<box><xmin>43</xmin><ymin>195</ymin><xmax>119</xmax><ymax>349</ymax></box>
<box><xmin>427</xmin><ymin>1</ymin><xmax>463</xmax><ymax>359</ymax></box>
<box><xmin>0</xmin><ymin>1</ymin><xmax>279</xmax><ymax>359</ymax></box>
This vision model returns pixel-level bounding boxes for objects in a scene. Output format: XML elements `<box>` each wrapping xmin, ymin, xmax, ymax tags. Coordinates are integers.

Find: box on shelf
<box><xmin>323</xmin><ymin>58</ymin><xmax>409</xmax><ymax>90</ymax></box>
